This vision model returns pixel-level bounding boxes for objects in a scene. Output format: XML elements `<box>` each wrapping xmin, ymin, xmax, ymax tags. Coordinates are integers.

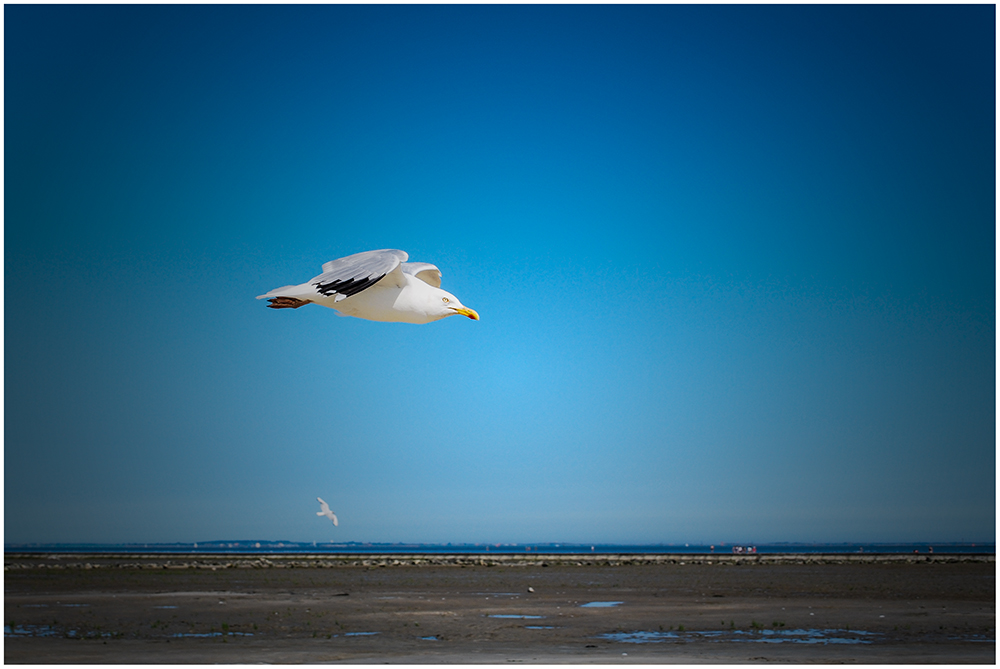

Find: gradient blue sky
<box><xmin>5</xmin><ymin>4</ymin><xmax>995</xmax><ymax>545</ymax></box>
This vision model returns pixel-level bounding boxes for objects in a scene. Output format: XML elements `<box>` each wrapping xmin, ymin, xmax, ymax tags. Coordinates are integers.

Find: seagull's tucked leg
<box><xmin>266</xmin><ymin>297</ymin><xmax>312</xmax><ymax>309</ymax></box>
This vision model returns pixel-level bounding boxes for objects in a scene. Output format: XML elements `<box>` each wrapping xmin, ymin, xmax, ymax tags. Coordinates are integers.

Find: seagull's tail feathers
<box><xmin>257</xmin><ymin>284</ymin><xmax>315</xmax><ymax>309</ymax></box>
<box><xmin>317</xmin><ymin>511</ymin><xmax>326</xmax><ymax>517</ymax></box>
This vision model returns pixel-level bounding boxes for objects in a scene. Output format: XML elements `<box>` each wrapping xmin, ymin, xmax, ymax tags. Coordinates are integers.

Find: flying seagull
<box><xmin>257</xmin><ymin>249</ymin><xmax>479</xmax><ymax>324</ymax></box>
<box><xmin>316</xmin><ymin>498</ymin><xmax>338</xmax><ymax>526</ymax></box>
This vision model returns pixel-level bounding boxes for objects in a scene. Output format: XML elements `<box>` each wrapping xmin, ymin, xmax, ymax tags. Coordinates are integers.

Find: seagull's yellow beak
<box><xmin>452</xmin><ymin>306</ymin><xmax>480</xmax><ymax>320</ymax></box>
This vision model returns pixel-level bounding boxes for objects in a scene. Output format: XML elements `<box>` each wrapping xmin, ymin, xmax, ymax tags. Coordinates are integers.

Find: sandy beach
<box><xmin>4</xmin><ymin>553</ymin><xmax>994</xmax><ymax>664</ymax></box>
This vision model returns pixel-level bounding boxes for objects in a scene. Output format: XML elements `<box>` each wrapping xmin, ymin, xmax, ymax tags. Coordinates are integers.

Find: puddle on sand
<box><xmin>420</xmin><ymin>636</ymin><xmax>440</xmax><ymax>641</ymax></box>
<box><xmin>600</xmin><ymin>631</ymin><xmax>680</xmax><ymax>643</ymax></box>
<box><xmin>599</xmin><ymin>628</ymin><xmax>880</xmax><ymax>645</ymax></box>
<box><xmin>344</xmin><ymin>632</ymin><xmax>379</xmax><ymax>636</ymax></box>
<box><xmin>947</xmin><ymin>634</ymin><xmax>995</xmax><ymax>643</ymax></box>
<box><xmin>6</xmin><ymin>625</ymin><xmax>114</xmax><ymax>639</ymax></box>
<box><xmin>489</xmin><ymin>614</ymin><xmax>546</xmax><ymax>619</ymax></box>
<box><xmin>172</xmin><ymin>632</ymin><xmax>254</xmax><ymax>638</ymax></box>
<box><xmin>6</xmin><ymin>625</ymin><xmax>61</xmax><ymax>638</ymax></box>
<box><xmin>153</xmin><ymin>605</ymin><xmax>178</xmax><ymax>609</ymax></box>
<box><xmin>581</xmin><ymin>601</ymin><xmax>623</xmax><ymax>608</ymax></box>
<box><xmin>525</xmin><ymin>625</ymin><xmax>556</xmax><ymax>630</ymax></box>
<box><xmin>731</xmin><ymin>629</ymin><xmax>878</xmax><ymax>644</ymax></box>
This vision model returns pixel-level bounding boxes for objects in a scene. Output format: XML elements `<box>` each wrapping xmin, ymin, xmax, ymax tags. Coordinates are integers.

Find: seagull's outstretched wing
<box><xmin>316</xmin><ymin>497</ymin><xmax>339</xmax><ymax>526</ymax></box>
<box><xmin>310</xmin><ymin>249</ymin><xmax>409</xmax><ymax>302</ymax></box>
<box><xmin>401</xmin><ymin>262</ymin><xmax>442</xmax><ymax>288</ymax></box>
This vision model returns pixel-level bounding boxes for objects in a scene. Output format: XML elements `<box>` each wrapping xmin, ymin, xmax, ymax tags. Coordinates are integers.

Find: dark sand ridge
<box><xmin>5</xmin><ymin>553</ymin><xmax>994</xmax><ymax>664</ymax></box>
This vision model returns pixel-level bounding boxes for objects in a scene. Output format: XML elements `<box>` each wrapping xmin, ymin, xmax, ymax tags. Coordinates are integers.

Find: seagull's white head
<box><xmin>430</xmin><ymin>288</ymin><xmax>480</xmax><ymax>321</ymax></box>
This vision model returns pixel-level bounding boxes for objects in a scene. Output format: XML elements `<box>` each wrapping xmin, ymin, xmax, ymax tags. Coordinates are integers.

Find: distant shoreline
<box><xmin>5</xmin><ymin>551</ymin><xmax>994</xmax><ymax>570</ymax></box>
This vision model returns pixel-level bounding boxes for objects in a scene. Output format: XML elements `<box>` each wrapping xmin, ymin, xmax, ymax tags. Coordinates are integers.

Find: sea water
<box><xmin>5</xmin><ymin>542</ymin><xmax>991</xmax><ymax>555</ymax></box>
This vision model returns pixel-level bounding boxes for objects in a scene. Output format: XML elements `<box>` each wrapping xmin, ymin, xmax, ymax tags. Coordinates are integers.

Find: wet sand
<box><xmin>4</xmin><ymin>553</ymin><xmax>994</xmax><ymax>664</ymax></box>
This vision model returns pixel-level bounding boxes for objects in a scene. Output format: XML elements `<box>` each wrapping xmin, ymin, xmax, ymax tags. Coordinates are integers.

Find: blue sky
<box><xmin>5</xmin><ymin>5</ymin><xmax>995</xmax><ymax>545</ymax></box>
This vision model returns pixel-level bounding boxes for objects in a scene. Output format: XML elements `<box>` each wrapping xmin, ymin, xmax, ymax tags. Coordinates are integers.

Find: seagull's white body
<box><xmin>257</xmin><ymin>249</ymin><xmax>479</xmax><ymax>324</ymax></box>
<box><xmin>316</xmin><ymin>497</ymin><xmax>338</xmax><ymax>526</ymax></box>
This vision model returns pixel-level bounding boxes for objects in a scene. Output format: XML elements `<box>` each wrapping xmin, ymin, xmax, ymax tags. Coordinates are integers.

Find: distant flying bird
<box><xmin>316</xmin><ymin>498</ymin><xmax>338</xmax><ymax>526</ymax></box>
<box><xmin>257</xmin><ymin>249</ymin><xmax>479</xmax><ymax>324</ymax></box>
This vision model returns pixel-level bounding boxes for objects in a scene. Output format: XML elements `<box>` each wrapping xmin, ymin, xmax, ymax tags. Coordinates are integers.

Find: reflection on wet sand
<box><xmin>599</xmin><ymin>628</ymin><xmax>881</xmax><ymax>645</ymax></box>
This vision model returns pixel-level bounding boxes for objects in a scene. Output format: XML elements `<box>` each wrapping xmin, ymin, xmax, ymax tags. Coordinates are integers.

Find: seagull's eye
<box><xmin>442</xmin><ymin>297</ymin><xmax>450</xmax><ymax>304</ymax></box>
